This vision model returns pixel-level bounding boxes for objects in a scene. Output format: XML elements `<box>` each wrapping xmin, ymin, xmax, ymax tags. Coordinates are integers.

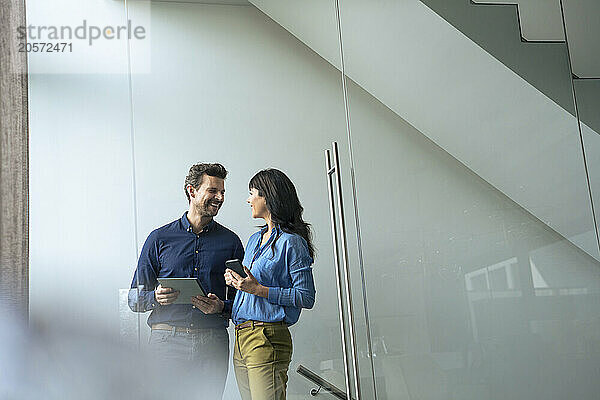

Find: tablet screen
<box><xmin>157</xmin><ymin>278</ymin><xmax>207</xmax><ymax>305</ymax></box>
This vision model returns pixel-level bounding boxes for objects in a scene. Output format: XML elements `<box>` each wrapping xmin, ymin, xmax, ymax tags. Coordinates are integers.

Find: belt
<box><xmin>235</xmin><ymin>320</ymin><xmax>286</xmax><ymax>331</ymax></box>
<box><xmin>151</xmin><ymin>323</ymin><xmax>208</xmax><ymax>334</ymax></box>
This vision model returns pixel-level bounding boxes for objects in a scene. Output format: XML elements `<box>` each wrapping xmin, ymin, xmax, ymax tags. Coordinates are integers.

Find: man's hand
<box><xmin>225</xmin><ymin>266</ymin><xmax>268</xmax><ymax>298</ymax></box>
<box><xmin>191</xmin><ymin>293</ymin><xmax>224</xmax><ymax>314</ymax></box>
<box><xmin>154</xmin><ymin>284</ymin><xmax>180</xmax><ymax>305</ymax></box>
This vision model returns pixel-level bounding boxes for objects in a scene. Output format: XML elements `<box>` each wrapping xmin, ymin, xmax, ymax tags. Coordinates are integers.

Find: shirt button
<box><xmin>195</xmin><ymin>250</ymin><xmax>198</xmax><ymax>253</ymax></box>
<box><xmin>195</xmin><ymin>268</ymin><xmax>198</xmax><ymax>271</ymax></box>
<box><xmin>192</xmin><ymin>306</ymin><xmax>196</xmax><ymax>309</ymax></box>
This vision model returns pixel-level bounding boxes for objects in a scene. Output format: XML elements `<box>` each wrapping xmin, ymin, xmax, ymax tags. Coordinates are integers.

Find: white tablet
<box><xmin>157</xmin><ymin>278</ymin><xmax>207</xmax><ymax>305</ymax></box>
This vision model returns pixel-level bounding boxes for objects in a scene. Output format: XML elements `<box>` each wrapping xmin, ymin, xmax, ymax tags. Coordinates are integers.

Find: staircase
<box><xmin>469</xmin><ymin>0</ymin><xmax>600</xmax><ymax>79</ymax></box>
<box><xmin>472</xmin><ymin>0</ymin><xmax>564</xmax><ymax>42</ymax></box>
<box><xmin>422</xmin><ymin>0</ymin><xmax>599</xmax><ymax>131</ymax></box>
<box><xmin>420</xmin><ymin>0</ymin><xmax>575</xmax><ymax>118</ymax></box>
<box><xmin>250</xmin><ymin>0</ymin><xmax>600</xmax><ymax>261</ymax></box>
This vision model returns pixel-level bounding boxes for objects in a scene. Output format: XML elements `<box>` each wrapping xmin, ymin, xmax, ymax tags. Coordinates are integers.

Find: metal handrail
<box><xmin>296</xmin><ymin>364</ymin><xmax>352</xmax><ymax>400</ymax></box>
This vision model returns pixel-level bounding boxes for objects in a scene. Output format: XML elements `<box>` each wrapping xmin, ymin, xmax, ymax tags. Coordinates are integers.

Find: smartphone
<box><xmin>225</xmin><ymin>259</ymin><xmax>247</xmax><ymax>278</ymax></box>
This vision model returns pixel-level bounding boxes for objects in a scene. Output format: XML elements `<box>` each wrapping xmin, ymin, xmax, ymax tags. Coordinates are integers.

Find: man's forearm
<box><xmin>128</xmin><ymin>288</ymin><xmax>158</xmax><ymax>312</ymax></box>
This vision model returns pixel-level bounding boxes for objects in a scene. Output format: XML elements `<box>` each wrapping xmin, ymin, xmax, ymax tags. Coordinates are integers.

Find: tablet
<box><xmin>157</xmin><ymin>278</ymin><xmax>207</xmax><ymax>305</ymax></box>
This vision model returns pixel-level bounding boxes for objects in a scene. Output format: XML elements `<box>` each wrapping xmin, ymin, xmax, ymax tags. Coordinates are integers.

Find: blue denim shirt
<box><xmin>231</xmin><ymin>226</ymin><xmax>316</xmax><ymax>326</ymax></box>
<box><xmin>128</xmin><ymin>212</ymin><xmax>244</xmax><ymax>328</ymax></box>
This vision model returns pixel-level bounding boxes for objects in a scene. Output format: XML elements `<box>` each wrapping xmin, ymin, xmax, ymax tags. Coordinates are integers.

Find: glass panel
<box><xmin>573</xmin><ymin>79</ymin><xmax>600</xmax><ymax>258</ymax></box>
<box><xmin>338</xmin><ymin>0</ymin><xmax>600</xmax><ymax>399</ymax></box>
<box><xmin>126</xmin><ymin>1</ymin><xmax>355</xmax><ymax>398</ymax></box>
<box><xmin>25</xmin><ymin>0</ymin><xmax>144</xmax><ymax>396</ymax></box>
<box><xmin>564</xmin><ymin>6</ymin><xmax>600</xmax><ymax>394</ymax></box>
<box><xmin>28</xmin><ymin>0</ymin><xmax>138</xmax><ymax>331</ymax></box>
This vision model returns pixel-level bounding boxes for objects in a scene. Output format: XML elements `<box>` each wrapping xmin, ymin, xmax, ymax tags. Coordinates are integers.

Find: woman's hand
<box><xmin>225</xmin><ymin>266</ymin><xmax>269</xmax><ymax>298</ymax></box>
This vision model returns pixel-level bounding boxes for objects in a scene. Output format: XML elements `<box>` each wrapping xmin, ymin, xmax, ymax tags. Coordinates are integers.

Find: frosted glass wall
<box><xmin>28</xmin><ymin>0</ymin><xmax>137</xmax><ymax>334</ymax></box>
<box><xmin>338</xmin><ymin>1</ymin><xmax>600</xmax><ymax>399</ymax></box>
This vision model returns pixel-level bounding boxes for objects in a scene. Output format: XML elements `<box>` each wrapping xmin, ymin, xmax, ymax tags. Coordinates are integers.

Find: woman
<box><xmin>225</xmin><ymin>168</ymin><xmax>316</xmax><ymax>400</ymax></box>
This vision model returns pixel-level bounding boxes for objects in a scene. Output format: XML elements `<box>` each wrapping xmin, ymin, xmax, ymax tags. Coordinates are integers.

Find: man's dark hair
<box><xmin>184</xmin><ymin>163</ymin><xmax>228</xmax><ymax>202</ymax></box>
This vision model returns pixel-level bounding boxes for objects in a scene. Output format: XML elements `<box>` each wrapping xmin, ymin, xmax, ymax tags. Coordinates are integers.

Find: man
<box><xmin>128</xmin><ymin>163</ymin><xmax>243</xmax><ymax>399</ymax></box>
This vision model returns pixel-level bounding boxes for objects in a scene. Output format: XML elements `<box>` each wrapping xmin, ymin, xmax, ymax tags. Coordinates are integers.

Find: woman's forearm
<box><xmin>267</xmin><ymin>286</ymin><xmax>315</xmax><ymax>309</ymax></box>
<box><xmin>253</xmin><ymin>284</ymin><xmax>269</xmax><ymax>299</ymax></box>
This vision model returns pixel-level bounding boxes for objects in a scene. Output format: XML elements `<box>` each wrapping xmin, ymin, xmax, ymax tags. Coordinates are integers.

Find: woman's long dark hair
<box><xmin>249</xmin><ymin>168</ymin><xmax>315</xmax><ymax>259</ymax></box>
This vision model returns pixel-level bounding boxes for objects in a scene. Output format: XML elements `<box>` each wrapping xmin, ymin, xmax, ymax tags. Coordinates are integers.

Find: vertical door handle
<box><xmin>326</xmin><ymin>141</ymin><xmax>362</xmax><ymax>400</ymax></box>
<box><xmin>326</xmin><ymin>147</ymin><xmax>352</xmax><ymax>400</ymax></box>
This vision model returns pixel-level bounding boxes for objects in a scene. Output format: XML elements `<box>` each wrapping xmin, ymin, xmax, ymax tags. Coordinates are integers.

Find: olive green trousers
<box><xmin>233</xmin><ymin>322</ymin><xmax>293</xmax><ymax>400</ymax></box>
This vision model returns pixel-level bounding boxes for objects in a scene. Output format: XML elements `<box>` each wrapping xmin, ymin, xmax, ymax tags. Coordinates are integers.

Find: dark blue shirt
<box><xmin>128</xmin><ymin>212</ymin><xmax>244</xmax><ymax>329</ymax></box>
<box><xmin>232</xmin><ymin>225</ymin><xmax>316</xmax><ymax>326</ymax></box>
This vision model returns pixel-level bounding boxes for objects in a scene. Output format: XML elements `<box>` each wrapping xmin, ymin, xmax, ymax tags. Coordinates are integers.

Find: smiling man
<box><xmin>128</xmin><ymin>163</ymin><xmax>243</xmax><ymax>399</ymax></box>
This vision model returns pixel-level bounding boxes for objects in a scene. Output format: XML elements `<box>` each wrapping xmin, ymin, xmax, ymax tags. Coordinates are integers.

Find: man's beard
<box><xmin>198</xmin><ymin>200</ymin><xmax>221</xmax><ymax>217</ymax></box>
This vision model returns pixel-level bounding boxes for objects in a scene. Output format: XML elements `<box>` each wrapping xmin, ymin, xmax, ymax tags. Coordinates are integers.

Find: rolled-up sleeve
<box><xmin>267</xmin><ymin>237</ymin><xmax>315</xmax><ymax>309</ymax></box>
<box><xmin>128</xmin><ymin>231</ymin><xmax>161</xmax><ymax>312</ymax></box>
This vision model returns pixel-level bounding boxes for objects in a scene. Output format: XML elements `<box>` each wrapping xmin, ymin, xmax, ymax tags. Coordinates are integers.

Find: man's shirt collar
<box><xmin>181</xmin><ymin>211</ymin><xmax>216</xmax><ymax>233</ymax></box>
